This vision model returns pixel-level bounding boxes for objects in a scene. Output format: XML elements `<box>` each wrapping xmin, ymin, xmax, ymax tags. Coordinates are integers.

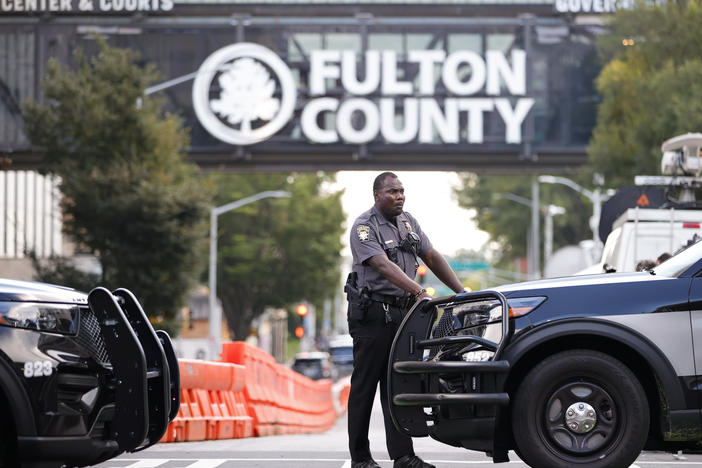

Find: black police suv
<box><xmin>389</xmin><ymin>238</ymin><xmax>702</xmax><ymax>468</ymax></box>
<box><xmin>0</xmin><ymin>279</ymin><xmax>179</xmax><ymax>468</ymax></box>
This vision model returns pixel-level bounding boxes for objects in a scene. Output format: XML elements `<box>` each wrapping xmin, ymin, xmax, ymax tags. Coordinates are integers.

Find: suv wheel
<box><xmin>512</xmin><ymin>349</ymin><xmax>649</xmax><ymax>468</ymax></box>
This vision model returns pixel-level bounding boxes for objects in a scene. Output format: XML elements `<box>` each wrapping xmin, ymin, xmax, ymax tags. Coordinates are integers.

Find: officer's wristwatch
<box><xmin>413</xmin><ymin>288</ymin><xmax>427</xmax><ymax>300</ymax></box>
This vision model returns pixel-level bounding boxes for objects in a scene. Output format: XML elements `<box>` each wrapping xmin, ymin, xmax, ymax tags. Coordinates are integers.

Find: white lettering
<box><xmin>1</xmin><ymin>0</ymin><xmax>10</xmax><ymax>10</ymax></box>
<box><xmin>486</xmin><ymin>50</ymin><xmax>526</xmax><ymax>96</ymax></box>
<box><xmin>555</xmin><ymin>0</ymin><xmax>568</xmax><ymax>12</ymax></box>
<box><xmin>382</xmin><ymin>51</ymin><xmax>412</xmax><ymax>95</ymax></box>
<box><xmin>13</xmin><ymin>0</ymin><xmax>22</xmax><ymax>9</ymax></box>
<box><xmin>25</xmin><ymin>0</ymin><xmax>36</xmax><ymax>9</ymax></box>
<box><xmin>60</xmin><ymin>0</ymin><xmax>70</xmax><ymax>9</ymax></box>
<box><xmin>380</xmin><ymin>98</ymin><xmax>419</xmax><ymax>144</ymax></box>
<box><xmin>159</xmin><ymin>0</ymin><xmax>171</xmax><ymax>10</ymax></box>
<box><xmin>408</xmin><ymin>50</ymin><xmax>446</xmax><ymax>95</ymax></box>
<box><xmin>125</xmin><ymin>0</ymin><xmax>136</xmax><ymax>9</ymax></box>
<box><xmin>419</xmin><ymin>98</ymin><xmax>459</xmax><ymax>144</ymax></box>
<box><xmin>297</xmin><ymin>48</ymin><xmax>533</xmax><ymax>145</ymax></box>
<box><xmin>581</xmin><ymin>0</ymin><xmax>593</xmax><ymax>12</ymax></box>
<box><xmin>112</xmin><ymin>0</ymin><xmax>122</xmax><ymax>9</ymax></box>
<box><xmin>138</xmin><ymin>0</ymin><xmax>147</xmax><ymax>8</ymax></box>
<box><xmin>568</xmin><ymin>0</ymin><xmax>580</xmax><ymax>12</ymax></box>
<box><xmin>442</xmin><ymin>51</ymin><xmax>486</xmax><ymax>96</ymax></box>
<box><xmin>341</xmin><ymin>50</ymin><xmax>380</xmax><ymax>96</ymax></box>
<box><xmin>49</xmin><ymin>0</ymin><xmax>57</xmax><ymax>9</ymax></box>
<box><xmin>301</xmin><ymin>97</ymin><xmax>339</xmax><ymax>143</ymax></box>
<box><xmin>337</xmin><ymin>98</ymin><xmax>380</xmax><ymax>144</ymax></box>
<box><xmin>594</xmin><ymin>0</ymin><xmax>604</xmax><ymax>12</ymax></box>
<box><xmin>458</xmin><ymin>99</ymin><xmax>494</xmax><ymax>143</ymax></box>
<box><xmin>99</xmin><ymin>0</ymin><xmax>110</xmax><ymax>9</ymax></box>
<box><xmin>495</xmin><ymin>98</ymin><xmax>534</xmax><ymax>144</ymax></box>
<box><xmin>310</xmin><ymin>50</ymin><xmax>340</xmax><ymax>96</ymax></box>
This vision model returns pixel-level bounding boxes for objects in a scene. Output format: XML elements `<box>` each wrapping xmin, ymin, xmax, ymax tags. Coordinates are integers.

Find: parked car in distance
<box><xmin>328</xmin><ymin>334</ymin><xmax>353</xmax><ymax>379</ymax></box>
<box><xmin>292</xmin><ymin>351</ymin><xmax>335</xmax><ymax>381</ymax></box>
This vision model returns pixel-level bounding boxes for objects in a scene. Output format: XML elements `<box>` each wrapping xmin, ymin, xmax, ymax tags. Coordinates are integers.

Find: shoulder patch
<box><xmin>357</xmin><ymin>225</ymin><xmax>370</xmax><ymax>242</ymax></box>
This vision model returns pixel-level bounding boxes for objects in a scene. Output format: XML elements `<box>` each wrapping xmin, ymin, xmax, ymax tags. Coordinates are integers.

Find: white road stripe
<box><xmin>104</xmin><ymin>458</ymin><xmax>702</xmax><ymax>466</ymax></box>
<box><xmin>105</xmin><ymin>460</ymin><xmax>170</xmax><ymax>468</ymax></box>
<box><xmin>184</xmin><ymin>460</ymin><xmax>228</xmax><ymax>468</ymax></box>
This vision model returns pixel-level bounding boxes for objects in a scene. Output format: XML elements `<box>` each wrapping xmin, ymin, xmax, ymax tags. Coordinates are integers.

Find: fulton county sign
<box><xmin>192</xmin><ymin>43</ymin><xmax>534</xmax><ymax>147</ymax></box>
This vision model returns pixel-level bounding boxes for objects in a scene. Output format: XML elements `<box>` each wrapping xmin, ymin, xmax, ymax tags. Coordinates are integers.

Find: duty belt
<box><xmin>369</xmin><ymin>292</ymin><xmax>414</xmax><ymax>309</ymax></box>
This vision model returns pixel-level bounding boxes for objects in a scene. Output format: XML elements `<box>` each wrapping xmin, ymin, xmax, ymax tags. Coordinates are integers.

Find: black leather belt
<box><xmin>369</xmin><ymin>292</ymin><xmax>414</xmax><ymax>309</ymax></box>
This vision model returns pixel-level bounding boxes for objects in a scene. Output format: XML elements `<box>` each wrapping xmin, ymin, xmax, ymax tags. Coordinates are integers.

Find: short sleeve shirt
<box><xmin>350</xmin><ymin>206</ymin><xmax>433</xmax><ymax>296</ymax></box>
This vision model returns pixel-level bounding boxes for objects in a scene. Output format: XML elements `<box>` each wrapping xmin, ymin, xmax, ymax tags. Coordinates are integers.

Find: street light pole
<box><xmin>544</xmin><ymin>205</ymin><xmax>566</xmax><ymax>265</ymax></box>
<box><xmin>538</xmin><ymin>175</ymin><xmax>604</xmax><ymax>245</ymax></box>
<box><xmin>531</xmin><ymin>179</ymin><xmax>540</xmax><ymax>279</ymax></box>
<box><xmin>208</xmin><ymin>190</ymin><xmax>291</xmax><ymax>359</ymax></box>
<box><xmin>493</xmin><ymin>192</ymin><xmax>538</xmax><ymax>279</ymax></box>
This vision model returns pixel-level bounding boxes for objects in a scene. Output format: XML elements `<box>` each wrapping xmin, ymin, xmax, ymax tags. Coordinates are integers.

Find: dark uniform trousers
<box><xmin>348</xmin><ymin>300</ymin><xmax>414</xmax><ymax>461</ymax></box>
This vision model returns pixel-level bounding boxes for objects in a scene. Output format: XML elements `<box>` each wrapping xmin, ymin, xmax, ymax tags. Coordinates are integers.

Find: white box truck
<box><xmin>580</xmin><ymin>133</ymin><xmax>702</xmax><ymax>274</ymax></box>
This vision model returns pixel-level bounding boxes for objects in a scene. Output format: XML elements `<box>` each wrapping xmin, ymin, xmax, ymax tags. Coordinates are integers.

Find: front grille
<box><xmin>430</xmin><ymin>310</ymin><xmax>456</xmax><ymax>357</ymax></box>
<box><xmin>76</xmin><ymin>306</ymin><xmax>112</xmax><ymax>367</ymax></box>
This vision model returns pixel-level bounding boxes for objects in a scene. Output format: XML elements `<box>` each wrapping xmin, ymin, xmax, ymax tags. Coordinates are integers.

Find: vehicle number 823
<box><xmin>24</xmin><ymin>360</ymin><xmax>53</xmax><ymax>378</ymax></box>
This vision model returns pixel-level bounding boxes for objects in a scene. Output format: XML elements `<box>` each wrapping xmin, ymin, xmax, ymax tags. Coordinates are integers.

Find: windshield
<box><xmin>653</xmin><ymin>237</ymin><xmax>702</xmax><ymax>277</ymax></box>
<box><xmin>329</xmin><ymin>346</ymin><xmax>353</xmax><ymax>358</ymax></box>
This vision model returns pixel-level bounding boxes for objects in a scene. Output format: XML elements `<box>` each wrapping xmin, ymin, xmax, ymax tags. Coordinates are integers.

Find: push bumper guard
<box><xmin>87</xmin><ymin>287</ymin><xmax>180</xmax><ymax>452</ymax></box>
<box><xmin>388</xmin><ymin>291</ymin><xmax>512</xmax><ymax>458</ymax></box>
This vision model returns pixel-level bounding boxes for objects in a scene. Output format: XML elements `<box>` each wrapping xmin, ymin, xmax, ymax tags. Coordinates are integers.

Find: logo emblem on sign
<box><xmin>192</xmin><ymin>43</ymin><xmax>297</xmax><ymax>146</ymax></box>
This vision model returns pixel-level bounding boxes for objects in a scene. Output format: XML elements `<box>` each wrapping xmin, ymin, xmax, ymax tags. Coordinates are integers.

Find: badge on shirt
<box><xmin>357</xmin><ymin>225</ymin><xmax>370</xmax><ymax>242</ymax></box>
<box><xmin>404</xmin><ymin>221</ymin><xmax>413</xmax><ymax>232</ymax></box>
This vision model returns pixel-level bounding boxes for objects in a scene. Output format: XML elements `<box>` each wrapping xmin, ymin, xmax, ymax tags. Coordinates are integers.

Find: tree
<box><xmin>22</xmin><ymin>38</ymin><xmax>212</xmax><ymax>336</ymax></box>
<box><xmin>588</xmin><ymin>0</ymin><xmax>702</xmax><ymax>188</ymax></box>
<box><xmin>454</xmin><ymin>173</ymin><xmax>591</xmax><ymax>269</ymax></box>
<box><xmin>214</xmin><ymin>173</ymin><xmax>344</xmax><ymax>340</ymax></box>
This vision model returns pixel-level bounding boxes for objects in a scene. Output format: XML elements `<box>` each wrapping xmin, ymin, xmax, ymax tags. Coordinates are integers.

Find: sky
<box><xmin>331</xmin><ymin>171</ymin><xmax>489</xmax><ymax>257</ymax></box>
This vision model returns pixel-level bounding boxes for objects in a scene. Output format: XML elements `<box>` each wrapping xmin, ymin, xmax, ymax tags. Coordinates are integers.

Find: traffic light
<box><xmin>417</xmin><ymin>264</ymin><xmax>428</xmax><ymax>284</ymax></box>
<box><xmin>295</xmin><ymin>302</ymin><xmax>309</xmax><ymax>317</ymax></box>
<box><xmin>294</xmin><ymin>326</ymin><xmax>305</xmax><ymax>338</ymax></box>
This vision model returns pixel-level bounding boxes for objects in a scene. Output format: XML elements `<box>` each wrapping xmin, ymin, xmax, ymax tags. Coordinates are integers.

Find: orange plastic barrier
<box><xmin>160</xmin><ymin>358</ymin><xmax>253</xmax><ymax>442</ymax></box>
<box><xmin>160</xmin><ymin>343</ymin><xmax>342</xmax><ymax>443</ymax></box>
<box><xmin>221</xmin><ymin>341</ymin><xmax>338</xmax><ymax>436</ymax></box>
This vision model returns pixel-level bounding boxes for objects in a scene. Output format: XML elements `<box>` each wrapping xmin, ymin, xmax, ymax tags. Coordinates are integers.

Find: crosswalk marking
<box><xmin>106</xmin><ymin>460</ymin><xmax>170</xmax><ymax>468</ymax></box>
<box><xmin>101</xmin><ymin>458</ymin><xmax>702</xmax><ymax>467</ymax></box>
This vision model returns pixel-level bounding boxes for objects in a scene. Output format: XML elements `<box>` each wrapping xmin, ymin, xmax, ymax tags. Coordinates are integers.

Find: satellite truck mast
<box><xmin>635</xmin><ymin>132</ymin><xmax>702</xmax><ymax>204</ymax></box>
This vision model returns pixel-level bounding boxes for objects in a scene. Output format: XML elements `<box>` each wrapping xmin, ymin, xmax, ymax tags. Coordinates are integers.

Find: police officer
<box><xmin>346</xmin><ymin>172</ymin><xmax>465</xmax><ymax>468</ymax></box>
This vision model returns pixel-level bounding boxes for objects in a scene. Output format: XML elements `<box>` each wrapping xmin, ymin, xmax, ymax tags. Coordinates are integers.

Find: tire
<box><xmin>512</xmin><ymin>349</ymin><xmax>649</xmax><ymax>468</ymax></box>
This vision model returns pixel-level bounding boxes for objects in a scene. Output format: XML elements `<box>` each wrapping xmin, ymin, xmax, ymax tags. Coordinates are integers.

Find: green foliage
<box><xmin>214</xmin><ymin>173</ymin><xmax>344</xmax><ymax>340</ymax></box>
<box><xmin>22</xmin><ymin>37</ymin><xmax>212</xmax><ymax>336</ymax></box>
<box><xmin>454</xmin><ymin>173</ymin><xmax>590</xmax><ymax>268</ymax></box>
<box><xmin>588</xmin><ymin>0</ymin><xmax>702</xmax><ymax>187</ymax></box>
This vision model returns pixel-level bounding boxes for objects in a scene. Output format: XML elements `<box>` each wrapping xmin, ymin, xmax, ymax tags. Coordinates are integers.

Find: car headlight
<box><xmin>451</xmin><ymin>296</ymin><xmax>547</xmax><ymax>330</ymax></box>
<box><xmin>0</xmin><ymin>302</ymin><xmax>80</xmax><ymax>335</ymax></box>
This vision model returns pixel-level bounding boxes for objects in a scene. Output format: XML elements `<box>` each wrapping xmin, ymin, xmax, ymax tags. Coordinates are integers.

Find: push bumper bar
<box><xmin>87</xmin><ymin>287</ymin><xmax>180</xmax><ymax>452</ymax></box>
<box><xmin>388</xmin><ymin>291</ymin><xmax>512</xmax><ymax>439</ymax></box>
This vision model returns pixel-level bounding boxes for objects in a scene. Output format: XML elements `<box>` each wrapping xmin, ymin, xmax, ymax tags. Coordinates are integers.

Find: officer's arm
<box><xmin>367</xmin><ymin>254</ymin><xmax>426</xmax><ymax>297</ymax></box>
<box><xmin>421</xmin><ymin>248</ymin><xmax>464</xmax><ymax>293</ymax></box>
